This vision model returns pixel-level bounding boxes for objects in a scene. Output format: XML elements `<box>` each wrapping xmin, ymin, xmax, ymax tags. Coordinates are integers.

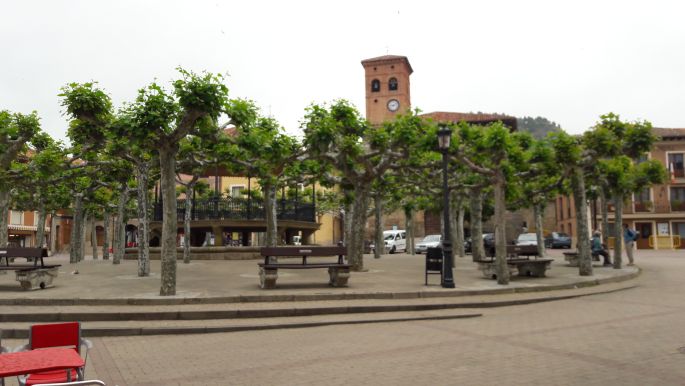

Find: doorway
<box><xmin>635</xmin><ymin>222</ymin><xmax>653</xmax><ymax>250</ymax></box>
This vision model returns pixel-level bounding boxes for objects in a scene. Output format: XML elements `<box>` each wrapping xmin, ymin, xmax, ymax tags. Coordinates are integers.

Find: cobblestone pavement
<box><xmin>2</xmin><ymin>251</ymin><xmax>683</xmax><ymax>385</ymax></box>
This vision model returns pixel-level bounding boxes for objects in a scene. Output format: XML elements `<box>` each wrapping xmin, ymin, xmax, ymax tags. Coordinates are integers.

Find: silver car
<box><xmin>515</xmin><ymin>233</ymin><xmax>538</xmax><ymax>246</ymax></box>
<box><xmin>415</xmin><ymin>234</ymin><xmax>441</xmax><ymax>254</ymax></box>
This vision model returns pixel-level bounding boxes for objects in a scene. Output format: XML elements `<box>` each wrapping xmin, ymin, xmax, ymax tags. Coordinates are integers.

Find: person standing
<box><xmin>623</xmin><ymin>223</ymin><xmax>638</xmax><ymax>266</ymax></box>
<box><xmin>592</xmin><ymin>230</ymin><xmax>611</xmax><ymax>266</ymax></box>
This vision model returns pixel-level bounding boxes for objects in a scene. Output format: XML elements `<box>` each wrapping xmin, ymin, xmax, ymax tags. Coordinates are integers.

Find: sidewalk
<box><xmin>0</xmin><ymin>248</ymin><xmax>642</xmax><ymax>304</ymax></box>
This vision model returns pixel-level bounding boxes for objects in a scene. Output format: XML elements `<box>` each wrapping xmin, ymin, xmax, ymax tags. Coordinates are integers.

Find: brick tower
<box><xmin>361</xmin><ymin>55</ymin><xmax>413</xmax><ymax>125</ymax></box>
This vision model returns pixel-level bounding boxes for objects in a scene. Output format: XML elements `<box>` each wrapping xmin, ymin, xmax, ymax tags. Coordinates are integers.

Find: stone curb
<box><xmin>0</xmin><ymin>267</ymin><xmax>640</xmax><ymax>306</ymax></box>
<box><xmin>3</xmin><ymin>313</ymin><xmax>484</xmax><ymax>338</ymax></box>
<box><xmin>0</xmin><ymin>283</ymin><xmax>637</xmax><ymax>338</ymax></box>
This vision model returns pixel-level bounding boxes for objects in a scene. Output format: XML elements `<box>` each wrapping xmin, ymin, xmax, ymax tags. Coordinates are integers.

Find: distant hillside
<box><xmin>517</xmin><ymin>116</ymin><xmax>562</xmax><ymax>139</ymax></box>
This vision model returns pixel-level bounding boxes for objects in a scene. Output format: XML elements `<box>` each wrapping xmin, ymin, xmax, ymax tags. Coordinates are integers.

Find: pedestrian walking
<box><xmin>623</xmin><ymin>223</ymin><xmax>638</xmax><ymax>266</ymax></box>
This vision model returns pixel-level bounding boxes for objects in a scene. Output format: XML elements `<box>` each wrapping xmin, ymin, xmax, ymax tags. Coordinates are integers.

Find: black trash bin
<box><xmin>425</xmin><ymin>247</ymin><xmax>443</xmax><ymax>285</ymax></box>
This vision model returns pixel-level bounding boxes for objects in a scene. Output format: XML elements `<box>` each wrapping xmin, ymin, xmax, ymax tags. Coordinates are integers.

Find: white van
<box><xmin>375</xmin><ymin>230</ymin><xmax>407</xmax><ymax>254</ymax></box>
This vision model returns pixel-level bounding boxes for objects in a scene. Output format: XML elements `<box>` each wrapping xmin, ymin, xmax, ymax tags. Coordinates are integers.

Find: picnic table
<box><xmin>0</xmin><ymin>347</ymin><xmax>84</xmax><ymax>382</ymax></box>
<box><xmin>258</xmin><ymin>246</ymin><xmax>350</xmax><ymax>289</ymax></box>
<box><xmin>0</xmin><ymin>248</ymin><xmax>60</xmax><ymax>290</ymax></box>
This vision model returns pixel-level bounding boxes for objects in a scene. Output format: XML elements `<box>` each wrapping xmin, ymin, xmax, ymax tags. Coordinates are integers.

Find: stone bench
<box><xmin>0</xmin><ymin>248</ymin><xmax>60</xmax><ymax>290</ymax></box>
<box><xmin>563</xmin><ymin>251</ymin><xmax>599</xmax><ymax>267</ymax></box>
<box><xmin>474</xmin><ymin>258</ymin><xmax>553</xmax><ymax>280</ymax></box>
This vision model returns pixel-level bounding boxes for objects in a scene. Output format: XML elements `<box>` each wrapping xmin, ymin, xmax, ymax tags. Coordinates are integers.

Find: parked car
<box><xmin>545</xmin><ymin>232</ymin><xmax>572</xmax><ymax>249</ymax></box>
<box><xmin>467</xmin><ymin>233</ymin><xmax>495</xmax><ymax>256</ymax></box>
<box><xmin>369</xmin><ymin>230</ymin><xmax>407</xmax><ymax>254</ymax></box>
<box><xmin>416</xmin><ymin>234</ymin><xmax>441</xmax><ymax>254</ymax></box>
<box><xmin>515</xmin><ymin>233</ymin><xmax>538</xmax><ymax>246</ymax></box>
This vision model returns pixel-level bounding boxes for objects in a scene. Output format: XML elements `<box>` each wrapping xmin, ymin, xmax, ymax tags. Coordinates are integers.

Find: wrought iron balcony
<box><xmin>152</xmin><ymin>197</ymin><xmax>316</xmax><ymax>222</ymax></box>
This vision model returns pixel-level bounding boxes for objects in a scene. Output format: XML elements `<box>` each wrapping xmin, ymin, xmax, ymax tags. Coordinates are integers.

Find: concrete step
<box><xmin>0</xmin><ymin>281</ymin><xmax>637</xmax><ymax>337</ymax></box>
<box><xmin>1</xmin><ymin>309</ymin><xmax>484</xmax><ymax>338</ymax></box>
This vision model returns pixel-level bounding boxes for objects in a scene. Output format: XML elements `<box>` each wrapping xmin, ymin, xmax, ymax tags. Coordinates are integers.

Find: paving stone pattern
<box><xmin>1</xmin><ymin>250</ymin><xmax>684</xmax><ymax>385</ymax></box>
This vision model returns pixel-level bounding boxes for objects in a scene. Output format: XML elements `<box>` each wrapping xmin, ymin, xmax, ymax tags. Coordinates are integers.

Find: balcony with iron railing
<box><xmin>633</xmin><ymin>201</ymin><xmax>654</xmax><ymax>213</ymax></box>
<box><xmin>152</xmin><ymin>197</ymin><xmax>316</xmax><ymax>223</ymax></box>
<box><xmin>671</xmin><ymin>200</ymin><xmax>685</xmax><ymax>212</ymax></box>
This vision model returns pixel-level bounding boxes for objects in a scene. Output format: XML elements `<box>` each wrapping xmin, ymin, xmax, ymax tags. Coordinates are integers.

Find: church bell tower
<box><xmin>361</xmin><ymin>55</ymin><xmax>413</xmax><ymax>126</ymax></box>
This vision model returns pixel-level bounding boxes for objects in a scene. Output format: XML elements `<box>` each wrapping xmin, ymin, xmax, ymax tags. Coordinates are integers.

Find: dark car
<box><xmin>545</xmin><ymin>232</ymin><xmax>572</xmax><ymax>249</ymax></box>
<box><xmin>466</xmin><ymin>233</ymin><xmax>495</xmax><ymax>256</ymax></box>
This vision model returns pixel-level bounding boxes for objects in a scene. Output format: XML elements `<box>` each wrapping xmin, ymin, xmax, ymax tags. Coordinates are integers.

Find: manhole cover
<box><xmin>678</xmin><ymin>346</ymin><xmax>685</xmax><ymax>354</ymax></box>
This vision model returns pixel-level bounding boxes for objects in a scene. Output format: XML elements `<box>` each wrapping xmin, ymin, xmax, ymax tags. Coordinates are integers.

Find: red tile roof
<box><xmin>653</xmin><ymin>127</ymin><xmax>685</xmax><ymax>140</ymax></box>
<box><xmin>420</xmin><ymin>111</ymin><xmax>518</xmax><ymax>130</ymax></box>
<box><xmin>361</xmin><ymin>55</ymin><xmax>413</xmax><ymax>74</ymax></box>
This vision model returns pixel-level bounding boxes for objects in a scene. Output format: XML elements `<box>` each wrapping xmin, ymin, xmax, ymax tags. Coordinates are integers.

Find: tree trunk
<box><xmin>571</xmin><ymin>167</ymin><xmax>593</xmax><ymax>276</ymax></box>
<box><xmin>404</xmin><ymin>206</ymin><xmax>414</xmax><ymax>255</ymax></box>
<box><xmin>36</xmin><ymin>204</ymin><xmax>47</xmax><ymax>249</ymax></box>
<box><xmin>613</xmin><ymin>193</ymin><xmax>624</xmax><ymax>269</ymax></box>
<box><xmin>373</xmin><ymin>194</ymin><xmax>384</xmax><ymax>259</ymax></box>
<box><xmin>49</xmin><ymin>211</ymin><xmax>57</xmax><ymax>253</ymax></box>
<box><xmin>600</xmin><ymin>187</ymin><xmax>610</xmax><ymax>249</ymax></box>
<box><xmin>69</xmin><ymin>194</ymin><xmax>84</xmax><ymax>264</ymax></box>
<box><xmin>113</xmin><ymin>188</ymin><xmax>129</xmax><ymax>265</ymax></box>
<box><xmin>493</xmin><ymin>172</ymin><xmax>509</xmax><ymax>285</ymax></box>
<box><xmin>91</xmin><ymin>216</ymin><xmax>98</xmax><ymax>260</ymax></box>
<box><xmin>0</xmin><ymin>189</ymin><xmax>9</xmax><ymax>248</ymax></box>
<box><xmin>470</xmin><ymin>191</ymin><xmax>484</xmax><ymax>262</ymax></box>
<box><xmin>80</xmin><ymin>213</ymin><xmax>87</xmax><ymax>261</ymax></box>
<box><xmin>263</xmin><ymin>183</ymin><xmax>278</xmax><ymax>247</ymax></box>
<box><xmin>103</xmin><ymin>211</ymin><xmax>110</xmax><ymax>260</ymax></box>
<box><xmin>183</xmin><ymin>180</ymin><xmax>197</xmax><ymax>264</ymax></box>
<box><xmin>343</xmin><ymin>198</ymin><xmax>354</xmax><ymax>248</ymax></box>
<box><xmin>452</xmin><ymin>194</ymin><xmax>465</xmax><ymax>259</ymax></box>
<box><xmin>348</xmin><ymin>183</ymin><xmax>370</xmax><ymax>271</ymax></box>
<box><xmin>159</xmin><ymin>146</ymin><xmax>178</xmax><ymax>296</ymax></box>
<box><xmin>136</xmin><ymin>162</ymin><xmax>151</xmax><ymax>276</ymax></box>
<box><xmin>534</xmin><ymin>202</ymin><xmax>546</xmax><ymax>257</ymax></box>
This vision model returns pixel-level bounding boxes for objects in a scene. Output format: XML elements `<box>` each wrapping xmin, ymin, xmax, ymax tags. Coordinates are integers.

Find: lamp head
<box><xmin>437</xmin><ymin>125</ymin><xmax>452</xmax><ymax>150</ymax></box>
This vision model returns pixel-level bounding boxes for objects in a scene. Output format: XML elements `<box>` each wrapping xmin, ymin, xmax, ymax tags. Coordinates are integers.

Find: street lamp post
<box><xmin>437</xmin><ymin>125</ymin><xmax>455</xmax><ymax>288</ymax></box>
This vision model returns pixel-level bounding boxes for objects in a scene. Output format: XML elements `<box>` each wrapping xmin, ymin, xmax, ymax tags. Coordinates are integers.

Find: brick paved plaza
<box><xmin>1</xmin><ymin>250</ymin><xmax>684</xmax><ymax>385</ymax></box>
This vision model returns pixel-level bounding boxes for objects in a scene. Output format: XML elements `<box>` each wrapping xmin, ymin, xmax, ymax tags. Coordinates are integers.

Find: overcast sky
<box><xmin>2</xmin><ymin>0</ymin><xmax>684</xmax><ymax>141</ymax></box>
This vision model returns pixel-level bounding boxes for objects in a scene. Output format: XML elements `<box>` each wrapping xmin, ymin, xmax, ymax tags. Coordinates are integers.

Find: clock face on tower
<box><xmin>387</xmin><ymin>99</ymin><xmax>400</xmax><ymax>112</ymax></box>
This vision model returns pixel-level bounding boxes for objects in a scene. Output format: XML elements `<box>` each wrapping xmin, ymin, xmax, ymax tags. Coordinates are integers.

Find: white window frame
<box><xmin>230</xmin><ymin>185</ymin><xmax>246</xmax><ymax>198</ymax></box>
<box><xmin>666</xmin><ymin>151</ymin><xmax>685</xmax><ymax>180</ymax></box>
<box><xmin>10</xmin><ymin>210</ymin><xmax>23</xmax><ymax>225</ymax></box>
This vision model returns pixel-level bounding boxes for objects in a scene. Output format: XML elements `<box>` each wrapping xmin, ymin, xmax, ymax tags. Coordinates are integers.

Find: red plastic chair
<box><xmin>15</xmin><ymin>322</ymin><xmax>93</xmax><ymax>386</ymax></box>
<box><xmin>1</xmin><ymin>334</ymin><xmax>8</xmax><ymax>386</ymax></box>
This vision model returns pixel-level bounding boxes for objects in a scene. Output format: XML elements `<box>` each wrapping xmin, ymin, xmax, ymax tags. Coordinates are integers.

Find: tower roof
<box><xmin>361</xmin><ymin>55</ymin><xmax>413</xmax><ymax>74</ymax></box>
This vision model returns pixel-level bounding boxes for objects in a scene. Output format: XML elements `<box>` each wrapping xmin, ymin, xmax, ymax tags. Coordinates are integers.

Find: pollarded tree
<box><xmin>455</xmin><ymin>121</ymin><xmax>533</xmax><ymax>285</ymax></box>
<box><xmin>302</xmin><ymin>102</ymin><xmax>418</xmax><ymax>271</ymax></box>
<box><xmin>507</xmin><ymin>136</ymin><xmax>565</xmax><ymax>258</ymax></box>
<box><xmin>583</xmin><ymin>114</ymin><xmax>666</xmax><ymax>268</ymax></box>
<box><xmin>221</xmin><ymin>103</ymin><xmax>302</xmax><ymax>247</ymax></box>
<box><xmin>108</xmin><ymin>109</ymin><xmax>160</xmax><ymax>276</ymax></box>
<box><xmin>125</xmin><ymin>70</ymin><xmax>232</xmax><ymax>296</ymax></box>
<box><xmin>176</xmin><ymin>133</ymin><xmax>224</xmax><ymax>263</ymax></box>
<box><xmin>10</xmin><ymin>132</ymin><xmax>71</xmax><ymax>250</ymax></box>
<box><xmin>549</xmin><ymin>131</ymin><xmax>594</xmax><ymax>275</ymax></box>
<box><xmin>0</xmin><ymin>110</ymin><xmax>42</xmax><ymax>247</ymax></box>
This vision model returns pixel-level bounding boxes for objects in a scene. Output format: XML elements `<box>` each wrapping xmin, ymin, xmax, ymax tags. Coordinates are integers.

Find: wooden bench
<box><xmin>563</xmin><ymin>251</ymin><xmax>600</xmax><ymax>267</ymax></box>
<box><xmin>0</xmin><ymin>248</ymin><xmax>60</xmax><ymax>290</ymax></box>
<box><xmin>486</xmin><ymin>244</ymin><xmax>540</xmax><ymax>258</ymax></box>
<box><xmin>258</xmin><ymin>246</ymin><xmax>350</xmax><ymax>289</ymax></box>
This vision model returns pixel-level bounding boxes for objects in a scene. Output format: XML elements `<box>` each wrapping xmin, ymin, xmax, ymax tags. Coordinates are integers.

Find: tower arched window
<box><xmin>371</xmin><ymin>79</ymin><xmax>380</xmax><ymax>92</ymax></box>
<box><xmin>388</xmin><ymin>77</ymin><xmax>398</xmax><ymax>91</ymax></box>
